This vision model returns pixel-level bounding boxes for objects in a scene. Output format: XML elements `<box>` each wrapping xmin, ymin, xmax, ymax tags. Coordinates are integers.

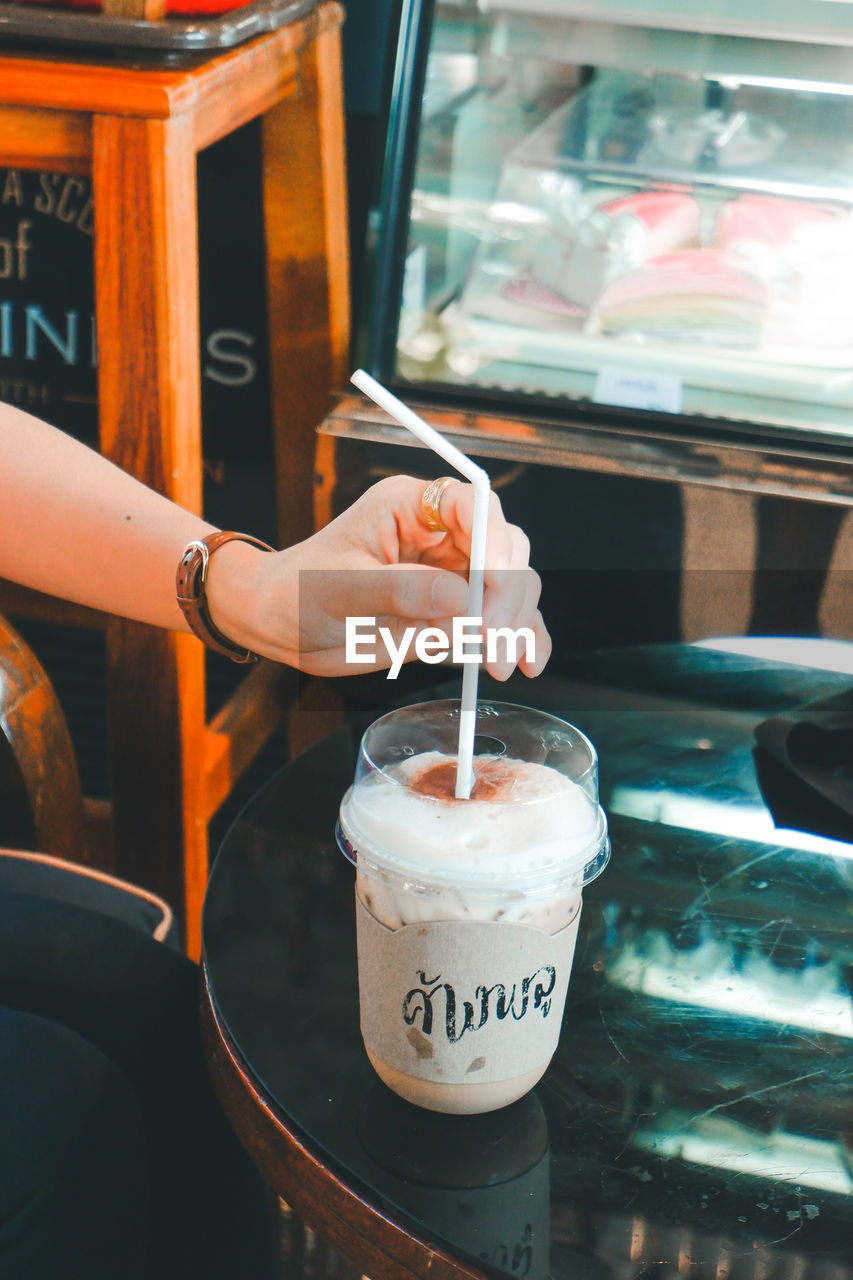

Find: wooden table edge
<box><xmin>200</xmin><ymin>965</ymin><xmax>490</xmax><ymax>1280</ymax></box>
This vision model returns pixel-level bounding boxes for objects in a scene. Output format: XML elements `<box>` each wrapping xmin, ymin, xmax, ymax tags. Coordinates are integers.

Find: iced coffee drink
<box><xmin>337</xmin><ymin>700</ymin><xmax>609</xmax><ymax>1114</ymax></box>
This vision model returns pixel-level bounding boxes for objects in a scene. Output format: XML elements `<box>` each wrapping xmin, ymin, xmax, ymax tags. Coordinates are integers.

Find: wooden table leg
<box><xmin>262</xmin><ymin>20</ymin><xmax>350</xmax><ymax>552</ymax></box>
<box><xmin>93</xmin><ymin>110</ymin><xmax>207</xmax><ymax>954</ymax></box>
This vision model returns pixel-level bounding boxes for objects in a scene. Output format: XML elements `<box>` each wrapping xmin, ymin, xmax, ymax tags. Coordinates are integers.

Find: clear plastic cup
<box><xmin>336</xmin><ymin>700</ymin><xmax>610</xmax><ymax>1115</ymax></box>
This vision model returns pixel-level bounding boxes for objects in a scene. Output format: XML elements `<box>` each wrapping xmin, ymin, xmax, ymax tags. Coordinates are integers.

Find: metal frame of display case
<box><xmin>315</xmin><ymin>392</ymin><xmax>853</xmax><ymax>533</ymax></box>
<box><xmin>368</xmin><ymin>0</ymin><xmax>433</xmax><ymax>385</ymax></box>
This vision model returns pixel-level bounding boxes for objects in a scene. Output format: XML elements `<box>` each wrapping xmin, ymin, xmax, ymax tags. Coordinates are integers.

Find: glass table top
<box><xmin>203</xmin><ymin>643</ymin><xmax>853</xmax><ymax>1280</ymax></box>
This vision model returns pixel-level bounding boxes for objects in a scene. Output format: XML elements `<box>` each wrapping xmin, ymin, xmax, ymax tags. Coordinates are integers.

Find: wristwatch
<box><xmin>175</xmin><ymin>531</ymin><xmax>274</xmax><ymax>663</ymax></box>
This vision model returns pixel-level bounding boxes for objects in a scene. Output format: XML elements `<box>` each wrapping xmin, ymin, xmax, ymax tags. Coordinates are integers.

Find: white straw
<box><xmin>351</xmin><ymin>369</ymin><xmax>490</xmax><ymax>798</ymax></box>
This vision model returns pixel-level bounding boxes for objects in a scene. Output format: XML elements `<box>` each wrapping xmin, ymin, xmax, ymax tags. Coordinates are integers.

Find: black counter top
<box><xmin>204</xmin><ymin>642</ymin><xmax>853</xmax><ymax>1279</ymax></box>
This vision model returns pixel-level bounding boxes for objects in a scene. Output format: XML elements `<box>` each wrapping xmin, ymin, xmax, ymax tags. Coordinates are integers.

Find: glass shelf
<box><xmin>479</xmin><ymin>0</ymin><xmax>853</xmax><ymax>48</ymax></box>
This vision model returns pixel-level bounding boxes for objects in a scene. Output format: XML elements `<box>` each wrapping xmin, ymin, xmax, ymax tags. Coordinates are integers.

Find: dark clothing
<box><xmin>0</xmin><ymin>884</ymin><xmax>276</xmax><ymax>1280</ymax></box>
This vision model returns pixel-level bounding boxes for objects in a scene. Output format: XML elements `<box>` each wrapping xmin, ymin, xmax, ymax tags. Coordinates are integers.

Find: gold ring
<box><xmin>420</xmin><ymin>476</ymin><xmax>456</xmax><ymax>533</ymax></box>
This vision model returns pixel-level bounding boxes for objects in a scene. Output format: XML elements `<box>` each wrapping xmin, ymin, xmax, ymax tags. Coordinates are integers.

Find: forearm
<box><xmin>0</xmin><ymin>403</ymin><xmax>220</xmax><ymax>633</ymax></box>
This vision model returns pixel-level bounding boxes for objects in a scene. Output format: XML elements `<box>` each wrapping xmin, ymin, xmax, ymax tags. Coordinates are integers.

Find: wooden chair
<box><xmin>0</xmin><ymin>605</ymin><xmax>183</xmax><ymax>949</ymax></box>
<box><xmin>0</xmin><ymin>610</ymin><xmax>86</xmax><ymax>862</ymax></box>
<box><xmin>0</xmin><ymin>0</ymin><xmax>350</xmax><ymax>955</ymax></box>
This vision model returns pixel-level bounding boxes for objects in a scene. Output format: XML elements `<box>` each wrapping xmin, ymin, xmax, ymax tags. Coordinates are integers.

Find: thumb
<box><xmin>352</xmin><ymin>564</ymin><xmax>469</xmax><ymax>622</ymax></box>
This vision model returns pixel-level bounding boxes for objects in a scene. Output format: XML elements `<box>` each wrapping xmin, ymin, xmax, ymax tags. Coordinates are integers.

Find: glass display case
<box><xmin>366</xmin><ymin>0</ymin><xmax>853</xmax><ymax>446</ymax></box>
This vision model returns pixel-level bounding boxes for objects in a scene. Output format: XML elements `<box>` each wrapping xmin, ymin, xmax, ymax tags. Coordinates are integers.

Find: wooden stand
<box><xmin>0</xmin><ymin>2</ymin><xmax>350</xmax><ymax>955</ymax></box>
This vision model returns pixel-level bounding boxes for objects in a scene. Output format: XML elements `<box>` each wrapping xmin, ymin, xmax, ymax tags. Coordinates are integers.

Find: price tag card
<box><xmin>594</xmin><ymin>366</ymin><xmax>683</xmax><ymax>415</ymax></box>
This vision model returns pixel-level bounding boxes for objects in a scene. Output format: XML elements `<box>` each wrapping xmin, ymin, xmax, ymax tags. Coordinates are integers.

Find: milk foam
<box><xmin>341</xmin><ymin>750</ymin><xmax>601</xmax><ymax>884</ymax></box>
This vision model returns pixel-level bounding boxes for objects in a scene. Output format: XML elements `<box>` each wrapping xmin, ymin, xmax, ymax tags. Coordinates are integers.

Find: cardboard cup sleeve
<box><xmin>356</xmin><ymin>892</ymin><xmax>582</xmax><ymax>1086</ymax></box>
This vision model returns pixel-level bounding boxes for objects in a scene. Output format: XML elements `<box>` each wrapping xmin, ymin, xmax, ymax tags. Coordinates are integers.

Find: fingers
<box><xmin>375</xmin><ymin>563</ymin><xmax>549</xmax><ymax>682</ymax></box>
<box><xmin>389</xmin><ymin>477</ymin><xmax>549</xmax><ymax>679</ymax></box>
<box><xmin>371</xmin><ymin>474</ymin><xmax>526</xmax><ymax>581</ymax></box>
<box><xmin>331</xmin><ymin>562</ymin><xmax>469</xmax><ymax>625</ymax></box>
<box><xmin>439</xmin><ymin>483</ymin><xmax>514</xmax><ymax>575</ymax></box>
<box><xmin>481</xmin><ymin>568</ymin><xmax>548</xmax><ymax>681</ymax></box>
<box><xmin>504</xmin><ymin>609</ymin><xmax>552</xmax><ymax>680</ymax></box>
<box><xmin>478</xmin><ymin>514</ymin><xmax>543</xmax><ymax>678</ymax></box>
<box><xmin>316</xmin><ymin>474</ymin><xmax>551</xmax><ymax>679</ymax></box>
<box><xmin>386</xmin><ymin>563</ymin><xmax>471</xmax><ymax>620</ymax></box>
<box><xmin>482</xmin><ymin>530</ymin><xmax>536</xmax><ymax>634</ymax></box>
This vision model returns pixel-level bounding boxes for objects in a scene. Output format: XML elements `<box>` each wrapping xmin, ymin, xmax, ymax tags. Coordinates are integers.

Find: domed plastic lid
<box><xmin>337</xmin><ymin>700</ymin><xmax>610</xmax><ymax>895</ymax></box>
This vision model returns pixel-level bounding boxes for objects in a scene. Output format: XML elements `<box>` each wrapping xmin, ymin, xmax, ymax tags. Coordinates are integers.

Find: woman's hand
<box><xmin>208</xmin><ymin>475</ymin><xmax>550</xmax><ymax>679</ymax></box>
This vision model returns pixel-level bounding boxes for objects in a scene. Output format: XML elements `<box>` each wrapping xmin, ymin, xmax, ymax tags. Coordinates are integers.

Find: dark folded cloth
<box><xmin>753</xmin><ymin>687</ymin><xmax>853</xmax><ymax>844</ymax></box>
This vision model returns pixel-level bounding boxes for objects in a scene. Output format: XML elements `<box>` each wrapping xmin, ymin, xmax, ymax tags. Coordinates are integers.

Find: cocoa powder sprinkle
<box><xmin>408</xmin><ymin>759</ymin><xmax>518</xmax><ymax>801</ymax></box>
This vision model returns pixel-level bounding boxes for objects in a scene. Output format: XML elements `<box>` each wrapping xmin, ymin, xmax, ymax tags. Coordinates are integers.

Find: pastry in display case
<box><xmin>370</xmin><ymin>0</ymin><xmax>853</xmax><ymax>440</ymax></box>
<box><xmin>449</xmin><ymin>73</ymin><xmax>853</xmax><ymax>377</ymax></box>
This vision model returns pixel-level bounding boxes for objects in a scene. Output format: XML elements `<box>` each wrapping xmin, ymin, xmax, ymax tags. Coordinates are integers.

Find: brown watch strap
<box><xmin>175</xmin><ymin>531</ymin><xmax>275</xmax><ymax>663</ymax></box>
